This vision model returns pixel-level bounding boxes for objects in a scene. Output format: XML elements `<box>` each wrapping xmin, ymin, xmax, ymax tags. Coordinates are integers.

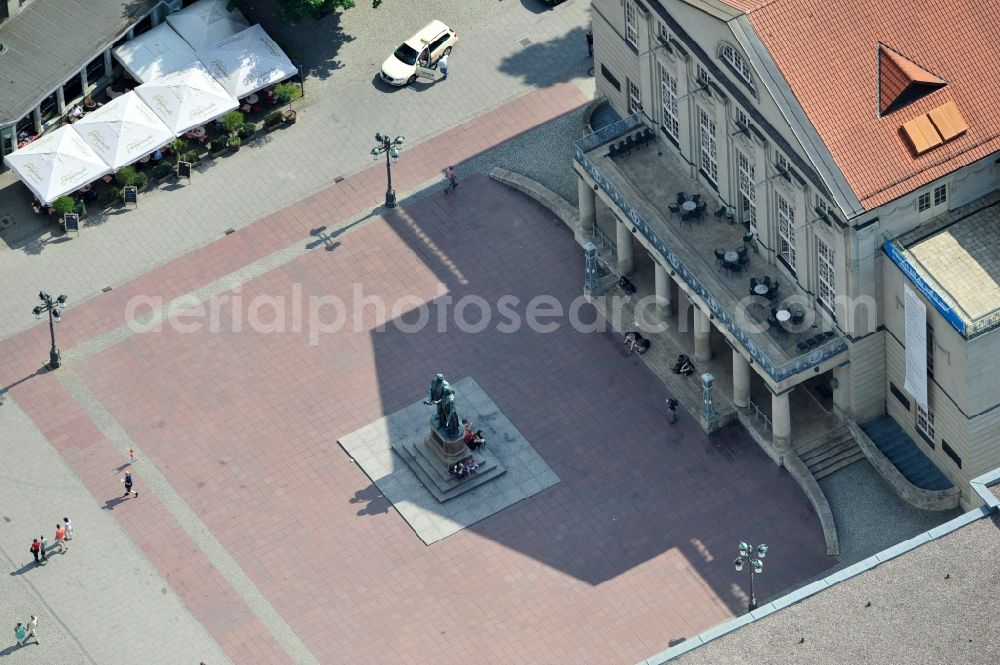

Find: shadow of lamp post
<box><xmin>734</xmin><ymin>541</ymin><xmax>768</xmax><ymax>612</ymax></box>
<box><xmin>32</xmin><ymin>292</ymin><xmax>67</xmax><ymax>370</ymax></box>
<box><xmin>371</xmin><ymin>132</ymin><xmax>404</xmax><ymax>208</ymax></box>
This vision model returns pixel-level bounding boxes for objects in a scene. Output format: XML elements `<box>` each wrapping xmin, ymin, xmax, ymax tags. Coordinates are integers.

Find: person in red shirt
<box><xmin>462</xmin><ymin>420</ymin><xmax>474</xmax><ymax>446</ymax></box>
<box><xmin>30</xmin><ymin>539</ymin><xmax>41</xmax><ymax>565</ymax></box>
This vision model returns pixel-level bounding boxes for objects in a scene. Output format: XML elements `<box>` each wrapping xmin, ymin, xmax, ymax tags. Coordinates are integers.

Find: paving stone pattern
<box><xmin>0</xmin><ymin>173</ymin><xmax>832</xmax><ymax>664</ymax></box>
<box><xmin>341</xmin><ymin>376</ymin><xmax>560</xmax><ymax>544</ymax></box>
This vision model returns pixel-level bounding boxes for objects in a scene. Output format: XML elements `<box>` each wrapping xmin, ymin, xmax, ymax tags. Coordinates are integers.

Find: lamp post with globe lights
<box><xmin>734</xmin><ymin>541</ymin><xmax>768</xmax><ymax>612</ymax></box>
<box><xmin>371</xmin><ymin>132</ymin><xmax>404</xmax><ymax>208</ymax></box>
<box><xmin>33</xmin><ymin>292</ymin><xmax>68</xmax><ymax>370</ymax></box>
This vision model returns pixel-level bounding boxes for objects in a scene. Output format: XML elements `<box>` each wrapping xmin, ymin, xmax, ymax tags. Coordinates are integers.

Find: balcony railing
<box><xmin>575</xmin><ymin>116</ymin><xmax>847</xmax><ymax>382</ymax></box>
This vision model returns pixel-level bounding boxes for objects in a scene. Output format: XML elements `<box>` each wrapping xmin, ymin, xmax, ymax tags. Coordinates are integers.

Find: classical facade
<box><xmin>579</xmin><ymin>0</ymin><xmax>1000</xmax><ymax>505</ymax></box>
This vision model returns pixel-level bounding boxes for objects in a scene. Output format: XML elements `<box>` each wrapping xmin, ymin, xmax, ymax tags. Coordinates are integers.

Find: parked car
<box><xmin>380</xmin><ymin>20</ymin><xmax>458</xmax><ymax>86</ymax></box>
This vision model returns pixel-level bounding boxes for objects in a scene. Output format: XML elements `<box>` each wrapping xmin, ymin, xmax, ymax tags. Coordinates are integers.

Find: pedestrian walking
<box><xmin>438</xmin><ymin>52</ymin><xmax>449</xmax><ymax>80</ymax></box>
<box><xmin>39</xmin><ymin>535</ymin><xmax>48</xmax><ymax>562</ymax></box>
<box><xmin>128</xmin><ymin>447</ymin><xmax>137</xmax><ymax>464</ymax></box>
<box><xmin>63</xmin><ymin>516</ymin><xmax>73</xmax><ymax>540</ymax></box>
<box><xmin>29</xmin><ymin>538</ymin><xmax>41</xmax><ymax>565</ymax></box>
<box><xmin>14</xmin><ymin>622</ymin><xmax>28</xmax><ymax>647</ymax></box>
<box><xmin>122</xmin><ymin>472</ymin><xmax>138</xmax><ymax>497</ymax></box>
<box><xmin>55</xmin><ymin>523</ymin><xmax>68</xmax><ymax>552</ymax></box>
<box><xmin>443</xmin><ymin>166</ymin><xmax>458</xmax><ymax>193</ymax></box>
<box><xmin>586</xmin><ymin>30</ymin><xmax>594</xmax><ymax>56</ymax></box>
<box><xmin>666</xmin><ymin>398</ymin><xmax>678</xmax><ymax>424</ymax></box>
<box><xmin>28</xmin><ymin>616</ymin><xmax>38</xmax><ymax>644</ymax></box>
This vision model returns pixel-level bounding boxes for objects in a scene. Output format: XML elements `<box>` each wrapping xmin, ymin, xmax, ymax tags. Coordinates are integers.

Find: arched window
<box><xmin>720</xmin><ymin>44</ymin><xmax>753</xmax><ymax>88</ymax></box>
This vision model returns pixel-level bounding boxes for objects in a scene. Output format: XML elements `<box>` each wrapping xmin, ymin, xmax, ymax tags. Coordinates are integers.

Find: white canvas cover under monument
<box><xmin>196</xmin><ymin>24</ymin><xmax>298</xmax><ymax>98</ymax></box>
<box><xmin>3</xmin><ymin>126</ymin><xmax>112</xmax><ymax>204</ymax></box>
<box><xmin>113</xmin><ymin>22</ymin><xmax>201</xmax><ymax>84</ymax></box>
<box><xmin>166</xmin><ymin>0</ymin><xmax>250</xmax><ymax>50</ymax></box>
<box><xmin>72</xmin><ymin>93</ymin><xmax>174</xmax><ymax>169</ymax></box>
<box><xmin>133</xmin><ymin>64</ymin><xmax>239</xmax><ymax>135</ymax></box>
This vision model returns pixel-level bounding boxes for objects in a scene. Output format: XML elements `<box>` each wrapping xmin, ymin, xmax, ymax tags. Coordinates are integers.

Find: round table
<box><xmin>724</xmin><ymin>251</ymin><xmax>738</xmax><ymax>263</ymax></box>
<box><xmin>190</xmin><ymin>126</ymin><xmax>206</xmax><ymax>138</ymax></box>
<box><xmin>776</xmin><ymin>310</ymin><xmax>791</xmax><ymax>322</ymax></box>
<box><xmin>681</xmin><ymin>200</ymin><xmax>697</xmax><ymax>212</ymax></box>
<box><xmin>753</xmin><ymin>283</ymin><xmax>769</xmax><ymax>295</ymax></box>
<box><xmin>246</xmin><ymin>94</ymin><xmax>259</xmax><ymax>105</ymax></box>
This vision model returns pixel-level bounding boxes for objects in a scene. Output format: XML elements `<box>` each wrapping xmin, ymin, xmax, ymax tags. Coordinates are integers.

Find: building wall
<box><xmin>845</xmin><ymin>331</ymin><xmax>885</xmax><ymax>423</ymax></box>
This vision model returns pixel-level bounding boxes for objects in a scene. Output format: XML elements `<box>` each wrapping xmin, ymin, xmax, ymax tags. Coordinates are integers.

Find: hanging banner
<box><xmin>903</xmin><ymin>284</ymin><xmax>928</xmax><ymax>410</ymax></box>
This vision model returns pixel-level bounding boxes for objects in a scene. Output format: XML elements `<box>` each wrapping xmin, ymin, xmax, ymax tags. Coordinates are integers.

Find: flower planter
<box><xmin>283</xmin><ymin>110</ymin><xmax>297</xmax><ymax>124</ymax></box>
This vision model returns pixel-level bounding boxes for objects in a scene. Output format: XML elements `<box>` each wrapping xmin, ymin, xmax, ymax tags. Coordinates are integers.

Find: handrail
<box><xmin>592</xmin><ymin>222</ymin><xmax>616</xmax><ymax>254</ymax></box>
<box><xmin>575</xmin><ymin>131</ymin><xmax>847</xmax><ymax>382</ymax></box>
<box><xmin>748</xmin><ymin>397</ymin><xmax>772</xmax><ymax>431</ymax></box>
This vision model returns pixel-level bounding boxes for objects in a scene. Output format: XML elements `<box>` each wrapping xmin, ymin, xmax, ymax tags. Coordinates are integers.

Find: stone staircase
<box><xmin>392</xmin><ymin>438</ymin><xmax>506</xmax><ymax>503</ymax></box>
<box><xmin>859</xmin><ymin>416</ymin><xmax>953</xmax><ymax>491</ymax></box>
<box><xmin>794</xmin><ymin>425</ymin><xmax>865</xmax><ymax>480</ymax></box>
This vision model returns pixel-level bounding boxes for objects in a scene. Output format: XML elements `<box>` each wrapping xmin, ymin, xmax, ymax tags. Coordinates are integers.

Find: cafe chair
<box><xmin>715</xmin><ymin>205</ymin><xmax>727</xmax><ymax>222</ymax></box>
<box><xmin>668</xmin><ymin>202</ymin><xmax>680</xmax><ymax>218</ymax></box>
<box><xmin>714</xmin><ymin>249</ymin><xmax>725</xmax><ymax>268</ymax></box>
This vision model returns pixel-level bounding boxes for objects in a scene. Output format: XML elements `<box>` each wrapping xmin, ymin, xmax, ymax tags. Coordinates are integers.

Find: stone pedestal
<box><xmin>425</xmin><ymin>418</ymin><xmax>470</xmax><ymax>468</ymax></box>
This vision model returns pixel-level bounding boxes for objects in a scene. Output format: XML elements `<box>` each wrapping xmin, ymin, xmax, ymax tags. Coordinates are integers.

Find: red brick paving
<box><xmin>0</xmin><ymin>83</ymin><xmax>833</xmax><ymax>664</ymax></box>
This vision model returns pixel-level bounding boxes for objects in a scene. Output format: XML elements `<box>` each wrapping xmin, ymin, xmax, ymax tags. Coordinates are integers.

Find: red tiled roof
<box><xmin>878</xmin><ymin>44</ymin><xmax>946</xmax><ymax>115</ymax></box>
<box><xmin>739</xmin><ymin>0</ymin><xmax>1000</xmax><ymax>210</ymax></box>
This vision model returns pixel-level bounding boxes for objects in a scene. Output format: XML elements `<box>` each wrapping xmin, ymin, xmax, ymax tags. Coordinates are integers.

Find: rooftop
<box><xmin>728</xmin><ymin>0</ymin><xmax>1000</xmax><ymax>210</ymax></box>
<box><xmin>895</xmin><ymin>191</ymin><xmax>1000</xmax><ymax>329</ymax></box>
<box><xmin>0</xmin><ymin>0</ymin><xmax>157</xmax><ymax>125</ymax></box>
<box><xmin>666</xmin><ymin>507</ymin><xmax>1000</xmax><ymax>664</ymax></box>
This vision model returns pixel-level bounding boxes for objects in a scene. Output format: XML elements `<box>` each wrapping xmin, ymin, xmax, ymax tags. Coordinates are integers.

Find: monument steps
<box><xmin>393</xmin><ymin>439</ymin><xmax>506</xmax><ymax>503</ymax></box>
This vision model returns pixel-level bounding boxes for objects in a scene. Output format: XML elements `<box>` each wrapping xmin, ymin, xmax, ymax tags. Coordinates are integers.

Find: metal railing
<box><xmin>592</xmin><ymin>222</ymin><xmax>616</xmax><ymax>254</ymax></box>
<box><xmin>747</xmin><ymin>398</ymin><xmax>772</xmax><ymax>431</ymax></box>
<box><xmin>575</xmin><ymin>121</ymin><xmax>847</xmax><ymax>382</ymax></box>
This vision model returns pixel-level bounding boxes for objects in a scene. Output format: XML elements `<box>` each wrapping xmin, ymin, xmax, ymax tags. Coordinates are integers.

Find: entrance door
<box><xmin>737</xmin><ymin>149</ymin><xmax>757</xmax><ymax>235</ymax></box>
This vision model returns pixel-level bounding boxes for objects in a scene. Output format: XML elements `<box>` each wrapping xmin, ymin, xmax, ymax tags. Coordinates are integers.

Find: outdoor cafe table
<box><xmin>776</xmin><ymin>310</ymin><xmax>791</xmax><ymax>322</ymax></box>
<box><xmin>682</xmin><ymin>200</ymin><xmax>697</xmax><ymax>212</ymax></box>
<box><xmin>753</xmin><ymin>283</ymin><xmax>769</xmax><ymax>295</ymax></box>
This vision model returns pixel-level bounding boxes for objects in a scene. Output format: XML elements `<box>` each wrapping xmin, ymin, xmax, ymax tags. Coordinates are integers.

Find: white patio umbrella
<box><xmin>113</xmin><ymin>22</ymin><xmax>200</xmax><ymax>84</ymax></box>
<box><xmin>166</xmin><ymin>0</ymin><xmax>250</xmax><ymax>50</ymax></box>
<box><xmin>72</xmin><ymin>93</ymin><xmax>174</xmax><ymax>168</ymax></box>
<box><xmin>134</xmin><ymin>64</ymin><xmax>239</xmax><ymax>135</ymax></box>
<box><xmin>3</xmin><ymin>126</ymin><xmax>112</xmax><ymax>204</ymax></box>
<box><xmin>197</xmin><ymin>24</ymin><xmax>298</xmax><ymax>98</ymax></box>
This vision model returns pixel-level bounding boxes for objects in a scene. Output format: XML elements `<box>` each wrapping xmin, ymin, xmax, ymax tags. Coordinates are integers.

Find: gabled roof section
<box><xmin>879</xmin><ymin>43</ymin><xmax>947</xmax><ymax>115</ymax></box>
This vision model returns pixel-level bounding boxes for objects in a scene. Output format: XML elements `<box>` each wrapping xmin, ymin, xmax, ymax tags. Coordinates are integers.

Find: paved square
<box><xmin>0</xmin><ymin>175</ymin><xmax>833</xmax><ymax>664</ymax></box>
<box><xmin>341</xmin><ymin>376</ymin><xmax>560</xmax><ymax>544</ymax></box>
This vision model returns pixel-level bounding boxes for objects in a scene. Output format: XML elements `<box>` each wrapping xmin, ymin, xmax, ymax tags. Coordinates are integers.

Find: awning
<box><xmin>113</xmin><ymin>22</ymin><xmax>200</xmax><ymax>84</ymax></box>
<box><xmin>165</xmin><ymin>0</ymin><xmax>250</xmax><ymax>50</ymax></box>
<box><xmin>3</xmin><ymin>126</ymin><xmax>112</xmax><ymax>204</ymax></box>
<box><xmin>133</xmin><ymin>64</ymin><xmax>239</xmax><ymax>135</ymax></box>
<box><xmin>72</xmin><ymin>92</ymin><xmax>174</xmax><ymax>168</ymax></box>
<box><xmin>197</xmin><ymin>24</ymin><xmax>297</xmax><ymax>98</ymax></box>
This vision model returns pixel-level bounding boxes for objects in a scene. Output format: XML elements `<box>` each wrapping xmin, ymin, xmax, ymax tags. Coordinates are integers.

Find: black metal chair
<box><xmin>616</xmin><ymin>140</ymin><xmax>628</xmax><ymax>157</ymax></box>
<box><xmin>824</xmin><ymin>330</ymin><xmax>836</xmax><ymax>340</ymax></box>
<box><xmin>761</xmin><ymin>275</ymin><xmax>772</xmax><ymax>287</ymax></box>
<box><xmin>680</xmin><ymin>211</ymin><xmax>693</xmax><ymax>228</ymax></box>
<box><xmin>692</xmin><ymin>194</ymin><xmax>701</xmax><ymax>204</ymax></box>
<box><xmin>642</xmin><ymin>128</ymin><xmax>655</xmax><ymax>145</ymax></box>
<box><xmin>714</xmin><ymin>205</ymin><xmax>727</xmax><ymax>222</ymax></box>
<box><xmin>625</xmin><ymin>135</ymin><xmax>638</xmax><ymax>153</ymax></box>
<box><xmin>608</xmin><ymin>143</ymin><xmax>621</xmax><ymax>159</ymax></box>
<box><xmin>790</xmin><ymin>312</ymin><xmax>805</xmax><ymax>326</ymax></box>
<box><xmin>676</xmin><ymin>192</ymin><xmax>687</xmax><ymax>205</ymax></box>
<box><xmin>714</xmin><ymin>249</ymin><xmax>726</xmax><ymax>269</ymax></box>
<box><xmin>737</xmin><ymin>246</ymin><xmax>748</xmax><ymax>262</ymax></box>
<box><xmin>796</xmin><ymin>341</ymin><xmax>810</xmax><ymax>352</ymax></box>
<box><xmin>668</xmin><ymin>202</ymin><xmax>680</xmax><ymax>219</ymax></box>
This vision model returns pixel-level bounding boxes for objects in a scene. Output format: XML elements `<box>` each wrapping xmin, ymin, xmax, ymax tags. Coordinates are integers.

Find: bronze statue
<box><xmin>424</xmin><ymin>373</ymin><xmax>449</xmax><ymax>406</ymax></box>
<box><xmin>436</xmin><ymin>386</ymin><xmax>460</xmax><ymax>437</ymax></box>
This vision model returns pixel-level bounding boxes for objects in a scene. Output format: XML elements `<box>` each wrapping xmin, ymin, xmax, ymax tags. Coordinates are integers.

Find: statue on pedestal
<box><xmin>423</xmin><ymin>373</ymin><xmax>449</xmax><ymax>407</ymax></box>
<box><xmin>422</xmin><ymin>372</ymin><xmax>461</xmax><ymax>437</ymax></box>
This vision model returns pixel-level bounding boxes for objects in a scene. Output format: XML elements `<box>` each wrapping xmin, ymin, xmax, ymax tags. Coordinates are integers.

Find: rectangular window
<box><xmin>736</xmin><ymin>108</ymin><xmax>752</xmax><ymax>130</ymax></box>
<box><xmin>737</xmin><ymin>150</ymin><xmax>757</xmax><ymax>232</ymax></box>
<box><xmin>934</xmin><ymin>184</ymin><xmax>947</xmax><ymax>206</ymax></box>
<box><xmin>915</xmin><ymin>404</ymin><xmax>935</xmax><ymax>446</ymax></box>
<box><xmin>918</xmin><ymin>192</ymin><xmax>931</xmax><ymax>211</ymax></box>
<box><xmin>698</xmin><ymin>108</ymin><xmax>718</xmax><ymax>185</ymax></box>
<box><xmin>776</xmin><ymin>153</ymin><xmax>789</xmax><ymax>172</ymax></box>
<box><xmin>815</xmin><ymin>195</ymin><xmax>829</xmax><ymax>215</ymax></box>
<box><xmin>625</xmin><ymin>1</ymin><xmax>639</xmax><ymax>48</ymax></box>
<box><xmin>132</xmin><ymin>14</ymin><xmax>154</xmax><ymax>36</ymax></box>
<box><xmin>890</xmin><ymin>382</ymin><xmax>911</xmax><ymax>410</ymax></box>
<box><xmin>86</xmin><ymin>55</ymin><xmax>107</xmax><ymax>82</ymax></box>
<box><xmin>777</xmin><ymin>195</ymin><xmax>796</xmax><ymax>271</ymax></box>
<box><xmin>62</xmin><ymin>76</ymin><xmax>84</xmax><ymax>107</ymax></box>
<box><xmin>627</xmin><ymin>79</ymin><xmax>642</xmax><ymax>116</ymax></box>
<box><xmin>942</xmin><ymin>440</ymin><xmax>962</xmax><ymax>468</ymax></box>
<box><xmin>817</xmin><ymin>237</ymin><xmax>835</xmax><ymax>312</ymax></box>
<box><xmin>600</xmin><ymin>64</ymin><xmax>621</xmax><ymax>92</ymax></box>
<box><xmin>659</xmin><ymin>64</ymin><xmax>679</xmax><ymax>140</ymax></box>
<box><xmin>697</xmin><ymin>64</ymin><xmax>711</xmax><ymax>87</ymax></box>
<box><xmin>657</xmin><ymin>22</ymin><xmax>671</xmax><ymax>49</ymax></box>
<box><xmin>39</xmin><ymin>93</ymin><xmax>58</xmax><ymax>122</ymax></box>
<box><xmin>926</xmin><ymin>325</ymin><xmax>934</xmax><ymax>380</ymax></box>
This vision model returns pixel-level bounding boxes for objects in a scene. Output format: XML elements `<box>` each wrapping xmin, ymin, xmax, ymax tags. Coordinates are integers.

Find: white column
<box><xmin>578</xmin><ymin>177</ymin><xmax>596</xmax><ymax>238</ymax></box>
<box><xmin>654</xmin><ymin>262</ymin><xmax>671</xmax><ymax>321</ymax></box>
<box><xmin>733</xmin><ymin>351</ymin><xmax>750</xmax><ymax>408</ymax></box>
<box><xmin>616</xmin><ymin>219</ymin><xmax>635</xmax><ymax>275</ymax></box>
<box><xmin>693</xmin><ymin>307</ymin><xmax>712</xmax><ymax>362</ymax></box>
<box><xmin>772</xmin><ymin>390</ymin><xmax>792</xmax><ymax>454</ymax></box>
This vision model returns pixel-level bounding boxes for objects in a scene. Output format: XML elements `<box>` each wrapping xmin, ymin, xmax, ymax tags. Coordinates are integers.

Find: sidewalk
<box><xmin>0</xmin><ymin>398</ymin><xmax>231</xmax><ymax>665</ymax></box>
<box><xmin>0</xmin><ymin>0</ymin><xmax>593</xmax><ymax>343</ymax></box>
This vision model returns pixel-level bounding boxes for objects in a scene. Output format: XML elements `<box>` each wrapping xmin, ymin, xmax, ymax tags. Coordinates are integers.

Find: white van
<box><xmin>380</xmin><ymin>20</ymin><xmax>459</xmax><ymax>86</ymax></box>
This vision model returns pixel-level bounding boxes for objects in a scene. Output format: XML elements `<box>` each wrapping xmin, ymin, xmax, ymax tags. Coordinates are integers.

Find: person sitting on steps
<box><xmin>618</xmin><ymin>275</ymin><xmax>637</xmax><ymax>297</ymax></box>
<box><xmin>468</xmin><ymin>430</ymin><xmax>486</xmax><ymax>451</ymax></box>
<box><xmin>624</xmin><ymin>331</ymin><xmax>651</xmax><ymax>355</ymax></box>
<box><xmin>672</xmin><ymin>354</ymin><xmax>694</xmax><ymax>376</ymax></box>
<box><xmin>450</xmin><ymin>461</ymin><xmax>468</xmax><ymax>480</ymax></box>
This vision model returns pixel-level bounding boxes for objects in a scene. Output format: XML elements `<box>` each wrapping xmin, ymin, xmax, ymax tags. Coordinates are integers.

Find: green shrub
<box><xmin>227</xmin><ymin>135</ymin><xmax>242</xmax><ymax>149</ymax></box>
<box><xmin>151</xmin><ymin>162</ymin><xmax>173</xmax><ymax>179</ymax></box>
<box><xmin>221</xmin><ymin>111</ymin><xmax>245</xmax><ymax>136</ymax></box>
<box><xmin>98</xmin><ymin>187</ymin><xmax>121</xmax><ymax>207</ymax></box>
<box><xmin>132</xmin><ymin>172</ymin><xmax>148</xmax><ymax>189</ymax></box>
<box><xmin>53</xmin><ymin>195</ymin><xmax>76</xmax><ymax>216</ymax></box>
<box><xmin>274</xmin><ymin>82</ymin><xmax>301</xmax><ymax>105</ymax></box>
<box><xmin>73</xmin><ymin>200</ymin><xmax>87</xmax><ymax>215</ymax></box>
<box><xmin>170</xmin><ymin>138</ymin><xmax>186</xmax><ymax>156</ymax></box>
<box><xmin>264</xmin><ymin>110</ymin><xmax>283</xmax><ymax>126</ymax></box>
<box><xmin>210</xmin><ymin>136</ymin><xmax>228</xmax><ymax>152</ymax></box>
<box><xmin>182</xmin><ymin>150</ymin><xmax>200</xmax><ymax>163</ymax></box>
<box><xmin>115</xmin><ymin>165</ymin><xmax>139</xmax><ymax>187</ymax></box>
<box><xmin>239</xmin><ymin>122</ymin><xmax>256</xmax><ymax>139</ymax></box>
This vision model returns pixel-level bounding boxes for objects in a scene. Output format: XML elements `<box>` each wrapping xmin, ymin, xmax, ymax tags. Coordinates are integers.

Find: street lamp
<box><xmin>734</xmin><ymin>540</ymin><xmax>768</xmax><ymax>612</ymax></box>
<box><xmin>371</xmin><ymin>131</ymin><xmax>404</xmax><ymax>208</ymax></box>
<box><xmin>32</xmin><ymin>291</ymin><xmax>68</xmax><ymax>370</ymax></box>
